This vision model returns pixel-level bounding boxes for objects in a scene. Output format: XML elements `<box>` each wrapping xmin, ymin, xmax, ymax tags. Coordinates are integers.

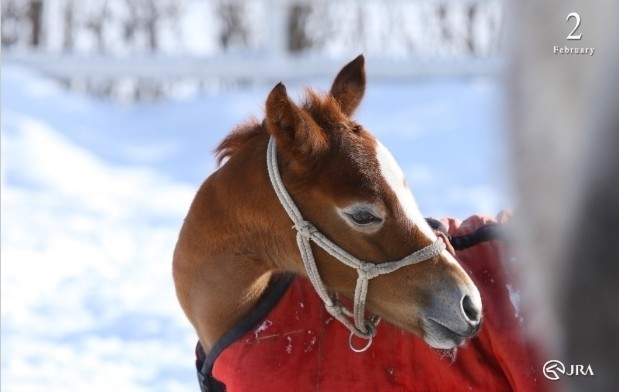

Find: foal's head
<box><xmin>264</xmin><ymin>55</ymin><xmax>482</xmax><ymax>349</ymax></box>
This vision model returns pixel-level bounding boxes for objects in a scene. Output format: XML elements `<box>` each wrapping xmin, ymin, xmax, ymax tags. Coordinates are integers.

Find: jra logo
<box><xmin>543</xmin><ymin>360</ymin><xmax>594</xmax><ymax>381</ymax></box>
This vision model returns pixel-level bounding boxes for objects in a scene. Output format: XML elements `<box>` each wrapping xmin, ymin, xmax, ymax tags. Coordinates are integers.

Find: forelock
<box><xmin>302</xmin><ymin>88</ymin><xmax>349</xmax><ymax>130</ymax></box>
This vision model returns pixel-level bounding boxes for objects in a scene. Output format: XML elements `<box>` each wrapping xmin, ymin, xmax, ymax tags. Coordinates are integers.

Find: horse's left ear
<box><xmin>265</xmin><ymin>82</ymin><xmax>327</xmax><ymax>158</ymax></box>
<box><xmin>330</xmin><ymin>54</ymin><xmax>366</xmax><ymax>116</ymax></box>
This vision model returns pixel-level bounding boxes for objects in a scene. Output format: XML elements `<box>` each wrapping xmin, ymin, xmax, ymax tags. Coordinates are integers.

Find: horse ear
<box><xmin>330</xmin><ymin>54</ymin><xmax>366</xmax><ymax>116</ymax></box>
<box><xmin>265</xmin><ymin>82</ymin><xmax>327</xmax><ymax>156</ymax></box>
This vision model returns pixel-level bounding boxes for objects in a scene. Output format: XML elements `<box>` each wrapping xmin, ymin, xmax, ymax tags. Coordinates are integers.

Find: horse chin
<box><xmin>422</xmin><ymin>318</ymin><xmax>467</xmax><ymax>349</ymax></box>
<box><xmin>376</xmin><ymin>312</ymin><xmax>463</xmax><ymax>349</ymax></box>
<box><xmin>424</xmin><ymin>335</ymin><xmax>462</xmax><ymax>350</ymax></box>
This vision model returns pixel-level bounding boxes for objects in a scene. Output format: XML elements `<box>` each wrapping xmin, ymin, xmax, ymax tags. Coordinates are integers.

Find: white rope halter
<box><xmin>266</xmin><ymin>137</ymin><xmax>446</xmax><ymax>352</ymax></box>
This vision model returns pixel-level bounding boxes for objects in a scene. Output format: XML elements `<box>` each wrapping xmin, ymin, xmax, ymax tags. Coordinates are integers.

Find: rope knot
<box><xmin>360</xmin><ymin>320</ymin><xmax>378</xmax><ymax>337</ymax></box>
<box><xmin>325</xmin><ymin>302</ymin><xmax>344</xmax><ymax>317</ymax></box>
<box><xmin>294</xmin><ymin>220</ymin><xmax>316</xmax><ymax>238</ymax></box>
<box><xmin>359</xmin><ymin>264</ymin><xmax>379</xmax><ymax>279</ymax></box>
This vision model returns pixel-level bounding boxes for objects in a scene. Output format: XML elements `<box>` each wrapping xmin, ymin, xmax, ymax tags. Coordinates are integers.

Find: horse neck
<box><xmin>174</xmin><ymin>134</ymin><xmax>303</xmax><ymax>351</ymax></box>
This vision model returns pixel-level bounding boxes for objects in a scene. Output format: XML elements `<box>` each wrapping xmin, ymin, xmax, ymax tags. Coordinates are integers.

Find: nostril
<box><xmin>462</xmin><ymin>295</ymin><xmax>480</xmax><ymax>324</ymax></box>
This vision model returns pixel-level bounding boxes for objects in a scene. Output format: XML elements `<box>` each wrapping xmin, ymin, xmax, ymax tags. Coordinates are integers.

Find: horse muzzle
<box><xmin>422</xmin><ymin>284</ymin><xmax>483</xmax><ymax>349</ymax></box>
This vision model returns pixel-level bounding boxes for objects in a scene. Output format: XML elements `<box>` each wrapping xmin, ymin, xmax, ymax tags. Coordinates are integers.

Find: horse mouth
<box><xmin>423</xmin><ymin>318</ymin><xmax>470</xmax><ymax>349</ymax></box>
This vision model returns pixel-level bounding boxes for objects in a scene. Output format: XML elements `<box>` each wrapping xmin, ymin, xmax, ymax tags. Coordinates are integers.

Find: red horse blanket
<box><xmin>196</xmin><ymin>214</ymin><xmax>552</xmax><ymax>391</ymax></box>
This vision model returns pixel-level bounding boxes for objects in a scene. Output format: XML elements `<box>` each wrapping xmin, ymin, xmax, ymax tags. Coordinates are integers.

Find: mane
<box><xmin>215</xmin><ymin>117</ymin><xmax>264</xmax><ymax>166</ymax></box>
<box><xmin>214</xmin><ymin>89</ymin><xmax>346</xmax><ymax>166</ymax></box>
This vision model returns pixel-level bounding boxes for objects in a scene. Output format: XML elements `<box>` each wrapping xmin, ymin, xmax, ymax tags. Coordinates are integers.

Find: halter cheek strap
<box><xmin>266</xmin><ymin>137</ymin><xmax>445</xmax><ymax>352</ymax></box>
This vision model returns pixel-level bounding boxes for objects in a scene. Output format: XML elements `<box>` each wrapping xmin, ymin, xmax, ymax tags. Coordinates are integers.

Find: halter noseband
<box><xmin>266</xmin><ymin>137</ymin><xmax>445</xmax><ymax>352</ymax></box>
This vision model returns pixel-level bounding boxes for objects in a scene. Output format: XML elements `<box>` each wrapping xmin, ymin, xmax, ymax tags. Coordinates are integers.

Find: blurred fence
<box><xmin>2</xmin><ymin>0</ymin><xmax>504</xmax><ymax>101</ymax></box>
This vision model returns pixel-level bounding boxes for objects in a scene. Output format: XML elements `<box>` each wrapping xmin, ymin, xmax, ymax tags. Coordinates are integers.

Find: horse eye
<box><xmin>347</xmin><ymin>211</ymin><xmax>380</xmax><ymax>225</ymax></box>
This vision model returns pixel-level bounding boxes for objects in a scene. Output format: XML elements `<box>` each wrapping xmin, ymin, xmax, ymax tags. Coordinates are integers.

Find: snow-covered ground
<box><xmin>1</xmin><ymin>64</ymin><xmax>508</xmax><ymax>391</ymax></box>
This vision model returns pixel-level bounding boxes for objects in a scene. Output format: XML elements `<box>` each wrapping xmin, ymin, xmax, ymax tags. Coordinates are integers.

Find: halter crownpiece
<box><xmin>266</xmin><ymin>137</ymin><xmax>446</xmax><ymax>352</ymax></box>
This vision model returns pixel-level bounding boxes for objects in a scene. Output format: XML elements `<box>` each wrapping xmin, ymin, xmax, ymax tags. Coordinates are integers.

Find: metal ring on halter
<box><xmin>349</xmin><ymin>331</ymin><xmax>373</xmax><ymax>353</ymax></box>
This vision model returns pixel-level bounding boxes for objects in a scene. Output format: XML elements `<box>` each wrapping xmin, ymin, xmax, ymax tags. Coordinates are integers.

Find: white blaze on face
<box><xmin>375</xmin><ymin>141</ymin><xmax>437</xmax><ymax>242</ymax></box>
<box><xmin>375</xmin><ymin>140</ymin><xmax>473</xmax><ymax>272</ymax></box>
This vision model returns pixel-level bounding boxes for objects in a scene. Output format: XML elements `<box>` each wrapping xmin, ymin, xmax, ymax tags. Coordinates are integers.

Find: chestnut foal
<box><xmin>173</xmin><ymin>56</ymin><xmax>482</xmax><ymax>359</ymax></box>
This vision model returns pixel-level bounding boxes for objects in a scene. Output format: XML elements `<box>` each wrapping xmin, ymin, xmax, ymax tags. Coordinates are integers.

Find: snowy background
<box><xmin>1</xmin><ymin>63</ymin><xmax>507</xmax><ymax>392</ymax></box>
<box><xmin>2</xmin><ymin>1</ymin><xmax>507</xmax><ymax>390</ymax></box>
